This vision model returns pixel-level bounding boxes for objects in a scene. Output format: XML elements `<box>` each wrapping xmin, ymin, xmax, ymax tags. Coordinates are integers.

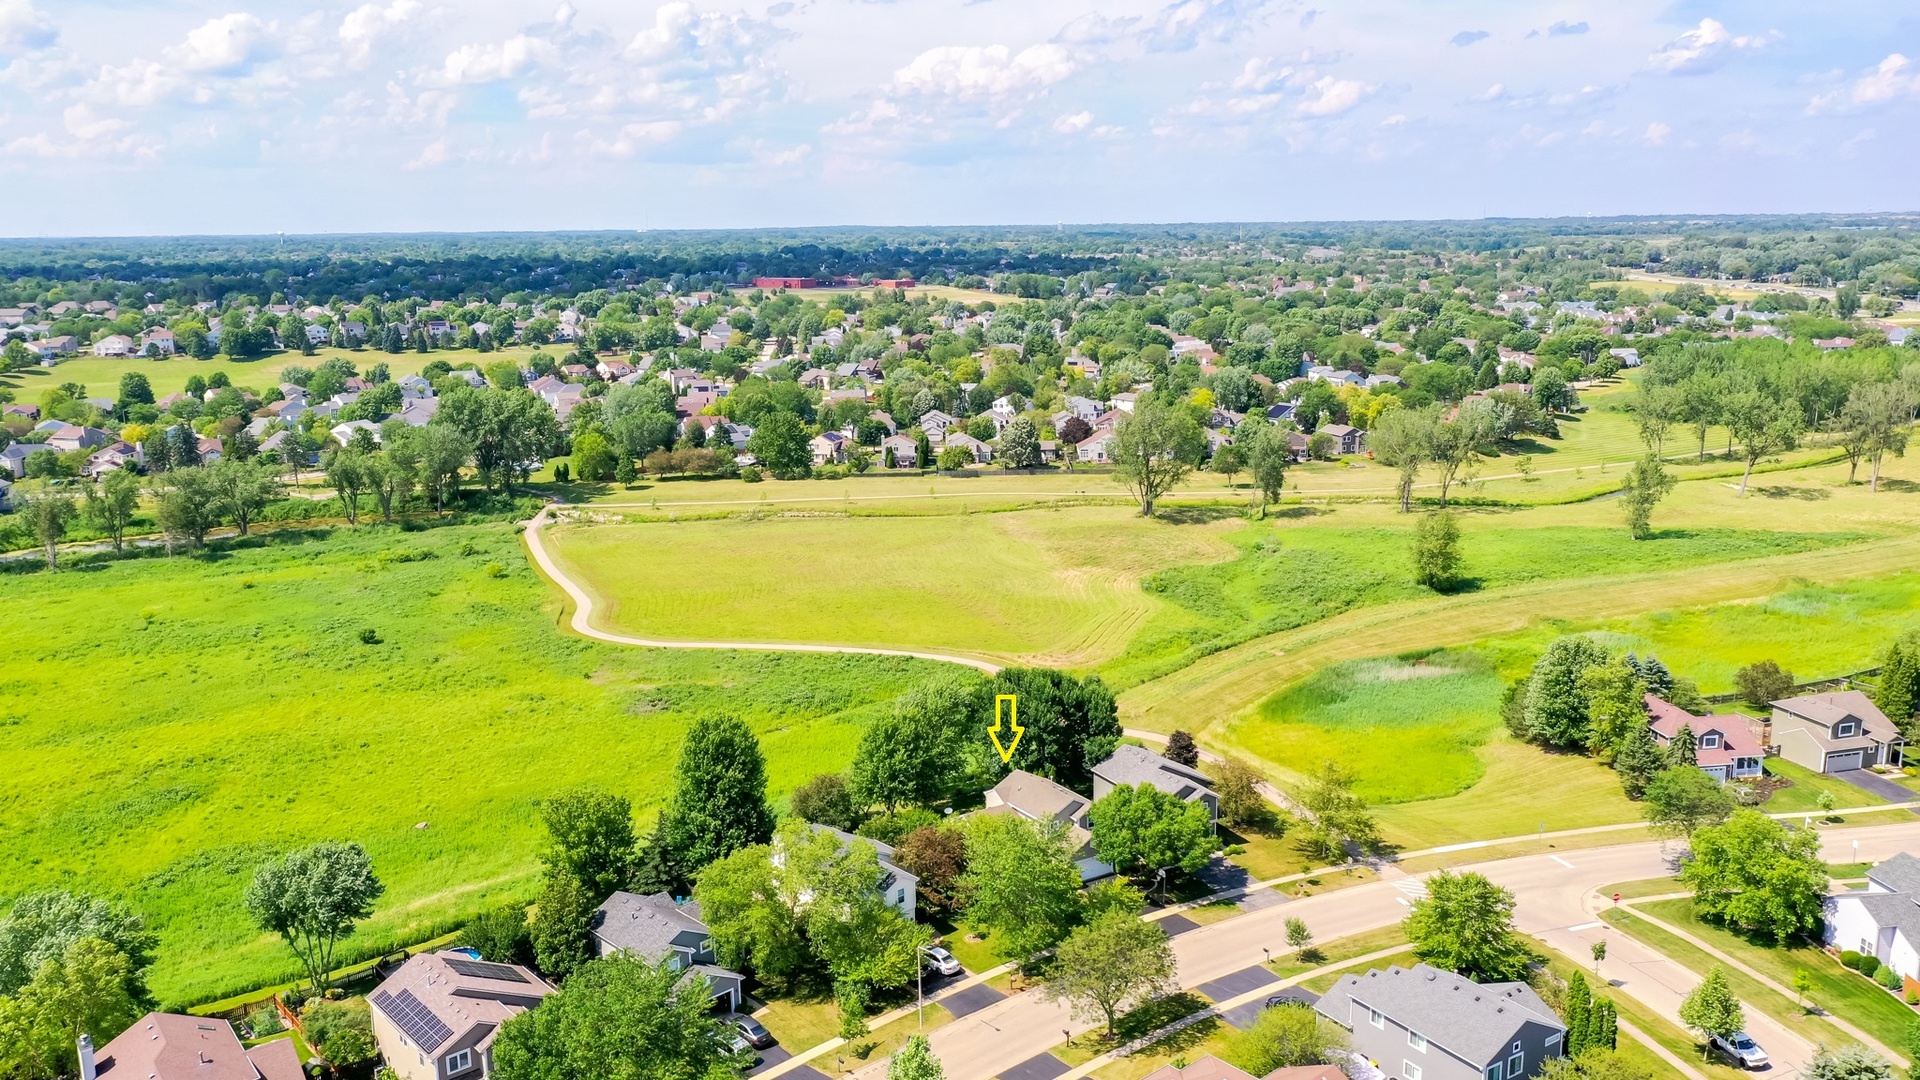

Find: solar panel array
<box><xmin>444</xmin><ymin>958</ymin><xmax>530</xmax><ymax>983</ymax></box>
<box><xmin>373</xmin><ymin>989</ymin><xmax>452</xmax><ymax>1052</ymax></box>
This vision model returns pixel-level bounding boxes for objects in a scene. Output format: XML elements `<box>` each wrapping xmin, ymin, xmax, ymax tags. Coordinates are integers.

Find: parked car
<box><xmin>923</xmin><ymin>946</ymin><xmax>963</xmax><ymax>976</ymax></box>
<box><xmin>1712</xmin><ymin>1031</ymin><xmax>1770</xmax><ymax>1069</ymax></box>
<box><xmin>729</xmin><ymin>1014</ymin><xmax>775</xmax><ymax>1050</ymax></box>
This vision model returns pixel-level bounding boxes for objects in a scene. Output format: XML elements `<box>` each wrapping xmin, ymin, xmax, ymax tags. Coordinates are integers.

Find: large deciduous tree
<box><xmin>1523</xmin><ymin>636</ymin><xmax>1610</xmax><ymax>749</ymax></box>
<box><xmin>958</xmin><ymin>814</ymin><xmax>1084</xmax><ymax>961</ymax></box>
<box><xmin>1404</xmin><ymin>870</ymin><xmax>1532</xmax><ymax>982</ymax></box>
<box><xmin>1678</xmin><ymin>968</ymin><xmax>1743</xmax><ymax>1053</ymax></box>
<box><xmin>243</xmin><ymin>842</ymin><xmax>384</xmax><ymax>992</ymax></box>
<box><xmin>1721</xmin><ymin>389</ymin><xmax>1803</xmax><ymax>496</ymax></box>
<box><xmin>491</xmin><ymin>955</ymin><xmax>739</xmax><ymax>1080</ymax></box>
<box><xmin>1681</xmin><ymin>809</ymin><xmax>1826</xmax><ymax>944</ymax></box>
<box><xmin>1043</xmin><ymin>911</ymin><xmax>1176</xmax><ymax>1038</ymax></box>
<box><xmin>0</xmin><ymin>891</ymin><xmax>156</xmax><ymax>999</ymax></box>
<box><xmin>658</xmin><ymin>716</ymin><xmax>775</xmax><ymax>881</ymax></box>
<box><xmin>1619</xmin><ymin>455</ymin><xmax>1676</xmax><ymax>539</ymax></box>
<box><xmin>1410</xmin><ymin>510</ymin><xmax>1463</xmax><ymax>591</ymax></box>
<box><xmin>985</xmin><ymin>668</ymin><xmax>1120</xmax><ymax>791</ymax></box>
<box><xmin>1643</xmin><ymin>767</ymin><xmax>1737</xmax><ymax>838</ymax></box>
<box><xmin>539</xmin><ymin>786</ymin><xmax>637</xmax><ymax>902</ymax></box>
<box><xmin>1087</xmin><ymin>784</ymin><xmax>1215</xmax><ymax>877</ymax></box>
<box><xmin>1225</xmin><ymin>1002</ymin><xmax>1352</xmax><ymax>1076</ymax></box>
<box><xmin>1370</xmin><ymin>406</ymin><xmax>1435</xmax><ymax>512</ymax></box>
<box><xmin>1111</xmin><ymin>397</ymin><xmax>1205</xmax><ymax>516</ymax></box>
<box><xmin>1297</xmin><ymin>761</ymin><xmax>1379</xmax><ymax>862</ymax></box>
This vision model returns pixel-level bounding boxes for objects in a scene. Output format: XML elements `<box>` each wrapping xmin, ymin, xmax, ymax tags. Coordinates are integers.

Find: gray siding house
<box><xmin>1093</xmin><ymin>745</ymin><xmax>1219</xmax><ymax>825</ymax></box>
<box><xmin>589</xmin><ymin>891</ymin><xmax>745</xmax><ymax>1010</ymax></box>
<box><xmin>1771</xmin><ymin>691</ymin><xmax>1904</xmax><ymax>774</ymax></box>
<box><xmin>1316</xmin><ymin>965</ymin><xmax>1565</xmax><ymax>1080</ymax></box>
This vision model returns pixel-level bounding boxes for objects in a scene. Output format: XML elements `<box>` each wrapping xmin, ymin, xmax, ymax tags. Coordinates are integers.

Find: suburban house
<box><xmin>589</xmin><ymin>891</ymin><xmax>746</xmax><ymax>1011</ymax></box>
<box><xmin>801</xmin><ymin>824</ymin><xmax>920</xmax><ymax>919</ymax></box>
<box><xmin>1144</xmin><ymin>1060</ymin><xmax>1344</xmax><ymax>1080</ymax></box>
<box><xmin>939</xmin><ymin>431</ymin><xmax>992</xmax><ymax>463</ymax></box>
<box><xmin>981</xmin><ymin>770</ymin><xmax>1114</xmax><ymax>883</ymax></box>
<box><xmin>139</xmin><ymin>328</ymin><xmax>177</xmax><ymax>354</ymax></box>
<box><xmin>82</xmin><ymin>1012</ymin><xmax>302</xmax><ymax>1080</ymax></box>
<box><xmin>809</xmin><ymin>430</ymin><xmax>849</xmax><ymax>465</ymax></box>
<box><xmin>47</xmin><ymin>425</ymin><xmax>111</xmax><ymax>453</ymax></box>
<box><xmin>1824</xmin><ymin>852</ymin><xmax>1920</xmax><ymax>995</ymax></box>
<box><xmin>1316</xmin><ymin>964</ymin><xmax>1566</xmax><ymax>1080</ymax></box>
<box><xmin>1643</xmin><ymin>695</ymin><xmax>1765</xmax><ymax>784</ymax></box>
<box><xmin>880</xmin><ymin>432</ymin><xmax>919</xmax><ymax>468</ymax></box>
<box><xmin>92</xmin><ymin>334</ymin><xmax>135</xmax><ymax>357</ymax></box>
<box><xmin>1319</xmin><ymin>424</ymin><xmax>1366</xmax><ymax>455</ymax></box>
<box><xmin>1771</xmin><ymin>691</ymin><xmax>1904</xmax><ymax>774</ymax></box>
<box><xmin>1092</xmin><ymin>745</ymin><xmax>1219</xmax><ymax>825</ymax></box>
<box><xmin>368</xmin><ymin>951</ymin><xmax>555</xmax><ymax>1080</ymax></box>
<box><xmin>1076</xmin><ymin>430</ymin><xmax>1119</xmax><ymax>463</ymax></box>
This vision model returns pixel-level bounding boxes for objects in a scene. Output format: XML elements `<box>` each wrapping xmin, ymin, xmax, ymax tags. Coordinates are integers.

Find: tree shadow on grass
<box><xmin>1753</xmin><ymin>485</ymin><xmax>1831</xmax><ymax>501</ymax></box>
<box><xmin>1879</xmin><ymin>478</ymin><xmax>1919</xmax><ymax>494</ymax></box>
<box><xmin>1156</xmin><ymin>505</ymin><xmax>1245</xmax><ymax>525</ymax></box>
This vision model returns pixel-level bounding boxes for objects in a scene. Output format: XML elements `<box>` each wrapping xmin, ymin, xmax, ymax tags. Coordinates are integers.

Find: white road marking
<box><xmin>1567</xmin><ymin>921</ymin><xmax>1604</xmax><ymax>931</ymax></box>
<box><xmin>1550</xmin><ymin>855</ymin><xmax>1576</xmax><ymax>868</ymax></box>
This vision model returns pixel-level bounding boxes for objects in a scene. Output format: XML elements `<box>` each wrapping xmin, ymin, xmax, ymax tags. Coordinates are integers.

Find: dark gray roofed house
<box><xmin>803</xmin><ymin>824</ymin><xmax>920</xmax><ymax>919</ymax></box>
<box><xmin>1092</xmin><ymin>745</ymin><xmax>1218</xmax><ymax>825</ymax></box>
<box><xmin>1827</xmin><ymin>851</ymin><xmax>1920</xmax><ymax>994</ymax></box>
<box><xmin>589</xmin><ymin>891</ymin><xmax>744</xmax><ymax>1010</ymax></box>
<box><xmin>1316</xmin><ymin>964</ymin><xmax>1565</xmax><ymax>1080</ymax></box>
<box><xmin>1770</xmin><ymin>691</ymin><xmax>1904</xmax><ymax>774</ymax></box>
<box><xmin>1870</xmin><ymin>852</ymin><xmax>1920</xmax><ymax>895</ymax></box>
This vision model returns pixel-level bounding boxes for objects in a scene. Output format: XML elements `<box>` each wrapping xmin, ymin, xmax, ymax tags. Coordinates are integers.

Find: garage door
<box><xmin>1828</xmin><ymin>750</ymin><xmax>1866</xmax><ymax>773</ymax></box>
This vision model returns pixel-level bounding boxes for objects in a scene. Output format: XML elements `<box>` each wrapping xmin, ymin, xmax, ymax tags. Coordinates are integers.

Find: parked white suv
<box><xmin>1712</xmin><ymin>1031</ymin><xmax>1770</xmax><ymax>1069</ymax></box>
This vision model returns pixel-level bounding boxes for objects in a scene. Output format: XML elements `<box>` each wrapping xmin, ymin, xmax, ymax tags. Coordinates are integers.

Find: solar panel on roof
<box><xmin>443</xmin><ymin>957</ymin><xmax>530</xmax><ymax>983</ymax></box>
<box><xmin>373</xmin><ymin>988</ymin><xmax>452</xmax><ymax>1052</ymax></box>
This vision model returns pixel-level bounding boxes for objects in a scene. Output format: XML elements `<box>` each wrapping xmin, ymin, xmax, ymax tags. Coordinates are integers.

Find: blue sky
<box><xmin>0</xmin><ymin>0</ymin><xmax>1916</xmax><ymax>235</ymax></box>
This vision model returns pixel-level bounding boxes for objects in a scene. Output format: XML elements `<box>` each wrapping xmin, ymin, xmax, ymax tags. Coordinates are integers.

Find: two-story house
<box><xmin>1644</xmin><ymin>695</ymin><xmax>1765</xmax><ymax>784</ymax></box>
<box><xmin>792</xmin><ymin>825</ymin><xmax>920</xmax><ymax>920</ymax></box>
<box><xmin>981</xmin><ymin>770</ymin><xmax>1114</xmax><ymax>884</ymax></box>
<box><xmin>1825</xmin><ymin>852</ymin><xmax>1920</xmax><ymax>996</ymax></box>
<box><xmin>1316</xmin><ymin>964</ymin><xmax>1565</xmax><ymax>1080</ymax></box>
<box><xmin>368</xmin><ymin>951</ymin><xmax>555</xmax><ymax>1080</ymax></box>
<box><xmin>1092</xmin><ymin>745</ymin><xmax>1219</xmax><ymax>826</ymax></box>
<box><xmin>83</xmin><ymin>1013</ymin><xmax>301</xmax><ymax>1080</ymax></box>
<box><xmin>1771</xmin><ymin>690</ymin><xmax>1904</xmax><ymax>774</ymax></box>
<box><xmin>590</xmin><ymin>891</ymin><xmax>746</xmax><ymax>1010</ymax></box>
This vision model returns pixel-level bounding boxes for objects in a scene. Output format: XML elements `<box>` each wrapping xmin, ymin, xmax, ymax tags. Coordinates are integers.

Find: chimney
<box><xmin>77</xmin><ymin>1035</ymin><xmax>97</xmax><ymax>1080</ymax></box>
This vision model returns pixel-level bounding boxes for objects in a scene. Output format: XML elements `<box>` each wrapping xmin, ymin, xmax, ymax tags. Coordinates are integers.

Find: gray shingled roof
<box><xmin>590</xmin><ymin>892</ymin><xmax>711</xmax><ymax>960</ymax></box>
<box><xmin>1094</xmin><ymin>744</ymin><xmax>1215</xmax><ymax>801</ymax></box>
<box><xmin>1869</xmin><ymin>853</ymin><xmax>1920</xmax><ymax>895</ymax></box>
<box><xmin>1315</xmin><ymin>964</ymin><xmax>1563</xmax><ymax>1066</ymax></box>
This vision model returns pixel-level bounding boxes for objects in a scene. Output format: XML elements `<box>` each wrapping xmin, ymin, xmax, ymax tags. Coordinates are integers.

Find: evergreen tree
<box><xmin>529</xmin><ymin>872</ymin><xmax>595</xmax><ymax>980</ymax></box>
<box><xmin>1592</xmin><ymin>998</ymin><xmax>1618</xmax><ymax>1050</ymax></box>
<box><xmin>1614</xmin><ymin>723</ymin><xmax>1666</xmax><ymax>800</ymax></box>
<box><xmin>1639</xmin><ymin>655</ymin><xmax>1676</xmax><ymax>698</ymax></box>
<box><xmin>1876</xmin><ymin>644</ymin><xmax>1917</xmax><ymax>727</ymax></box>
<box><xmin>657</xmin><ymin>716</ymin><xmax>775</xmax><ymax>882</ymax></box>
<box><xmin>1523</xmin><ymin>636</ymin><xmax>1610</xmax><ymax>748</ymax></box>
<box><xmin>1667</xmin><ymin>724</ymin><xmax>1698</xmax><ymax>767</ymax></box>
<box><xmin>1566</xmin><ymin>971</ymin><xmax>1592</xmax><ymax>1055</ymax></box>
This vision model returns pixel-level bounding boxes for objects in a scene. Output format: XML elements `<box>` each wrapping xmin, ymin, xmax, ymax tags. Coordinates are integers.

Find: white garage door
<box><xmin>1828</xmin><ymin>750</ymin><xmax>1866</xmax><ymax>773</ymax></box>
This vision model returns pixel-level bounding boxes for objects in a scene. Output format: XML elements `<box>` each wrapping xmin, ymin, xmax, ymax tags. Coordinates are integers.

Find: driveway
<box><xmin>1834</xmin><ymin>768</ymin><xmax>1920</xmax><ymax>811</ymax></box>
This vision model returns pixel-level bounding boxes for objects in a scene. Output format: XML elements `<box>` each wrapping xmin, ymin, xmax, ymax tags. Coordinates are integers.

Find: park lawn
<box><xmin>1052</xmin><ymin>993</ymin><xmax>1210</xmax><ymax>1066</ymax></box>
<box><xmin>1596</xmin><ymin>910</ymin><xmax>1855</xmax><ymax>1049</ymax></box>
<box><xmin>1</xmin><ymin>345</ymin><xmax>552</xmax><ymax>401</ymax></box>
<box><xmin>542</xmin><ymin>505</ymin><xmax>1243</xmax><ymax>667</ymax></box>
<box><xmin>1265</xmin><ymin>925</ymin><xmax>1410</xmax><ymax>981</ymax></box>
<box><xmin>1369</xmin><ymin>741</ymin><xmax>1642</xmax><ymax>849</ymax></box>
<box><xmin>1088</xmin><ymin>1016</ymin><xmax>1235</xmax><ymax>1080</ymax></box>
<box><xmin>1760</xmin><ymin>758</ymin><xmax>1886</xmax><ymax>813</ymax></box>
<box><xmin>1633</xmin><ymin>898</ymin><xmax>1920</xmax><ymax>1051</ymax></box>
<box><xmin>0</xmin><ymin>521</ymin><xmax>949</xmax><ymax>1007</ymax></box>
<box><xmin>1538</xmin><ymin>948</ymin><xmax>1748</xmax><ymax>1080</ymax></box>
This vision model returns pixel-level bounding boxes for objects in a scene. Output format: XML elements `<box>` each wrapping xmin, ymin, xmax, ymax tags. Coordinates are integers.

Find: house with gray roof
<box><xmin>980</xmin><ymin>770</ymin><xmax>1114</xmax><ymax>883</ymax></box>
<box><xmin>1093</xmin><ymin>745</ymin><xmax>1218</xmax><ymax>825</ymax></box>
<box><xmin>1771</xmin><ymin>690</ymin><xmax>1904</xmax><ymax>774</ymax></box>
<box><xmin>1316</xmin><ymin>964</ymin><xmax>1565</xmax><ymax>1080</ymax></box>
<box><xmin>367</xmin><ymin>950</ymin><xmax>554</xmax><ymax>1080</ymax></box>
<box><xmin>1825</xmin><ymin>852</ymin><xmax>1920</xmax><ymax>995</ymax></box>
<box><xmin>588</xmin><ymin>891</ymin><xmax>744</xmax><ymax>1010</ymax></box>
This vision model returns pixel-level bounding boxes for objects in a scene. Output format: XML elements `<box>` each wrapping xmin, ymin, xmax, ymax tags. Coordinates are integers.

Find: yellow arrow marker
<box><xmin>988</xmin><ymin>694</ymin><xmax>1023</xmax><ymax>764</ymax></box>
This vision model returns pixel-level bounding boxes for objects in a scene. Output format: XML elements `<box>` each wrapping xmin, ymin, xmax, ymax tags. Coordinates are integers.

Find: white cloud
<box><xmin>1475</xmin><ymin>84</ymin><xmax>1505</xmax><ymax>102</ymax></box>
<box><xmin>5</xmin><ymin>103</ymin><xmax>161</xmax><ymax>160</ymax></box>
<box><xmin>1295</xmin><ymin>75</ymin><xmax>1372</xmax><ymax>117</ymax></box>
<box><xmin>1451</xmin><ymin>30</ymin><xmax>1488</xmax><ymax>47</ymax></box>
<box><xmin>1807</xmin><ymin>54</ymin><xmax>1920</xmax><ymax>113</ymax></box>
<box><xmin>1548</xmin><ymin>21</ymin><xmax>1588</xmax><ymax>37</ymax></box>
<box><xmin>1380</xmin><ymin>113</ymin><xmax>1407</xmax><ymax>127</ymax></box>
<box><xmin>339</xmin><ymin>0</ymin><xmax>422</xmax><ymax>65</ymax></box>
<box><xmin>1053</xmin><ymin>110</ymin><xmax>1091</xmax><ymax>133</ymax></box>
<box><xmin>0</xmin><ymin>0</ymin><xmax>55</xmax><ymax>54</ymax></box>
<box><xmin>405</xmin><ymin>137</ymin><xmax>451</xmax><ymax>169</ymax></box>
<box><xmin>890</xmin><ymin>44</ymin><xmax>1074</xmax><ymax>101</ymax></box>
<box><xmin>1644</xmin><ymin>121</ymin><xmax>1671</xmax><ymax>145</ymax></box>
<box><xmin>587</xmin><ymin>120</ymin><xmax>684</xmax><ymax>158</ymax></box>
<box><xmin>441</xmin><ymin>34</ymin><xmax>553</xmax><ymax>85</ymax></box>
<box><xmin>173</xmin><ymin>13</ymin><xmax>276</xmax><ymax>75</ymax></box>
<box><xmin>1648</xmin><ymin>18</ymin><xmax>1768</xmax><ymax>75</ymax></box>
<box><xmin>1054</xmin><ymin>0</ymin><xmax>1266</xmax><ymax>53</ymax></box>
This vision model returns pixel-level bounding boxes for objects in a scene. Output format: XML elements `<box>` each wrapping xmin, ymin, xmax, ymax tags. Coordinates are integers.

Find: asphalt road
<box><xmin>855</xmin><ymin>821</ymin><xmax>1920</xmax><ymax>1080</ymax></box>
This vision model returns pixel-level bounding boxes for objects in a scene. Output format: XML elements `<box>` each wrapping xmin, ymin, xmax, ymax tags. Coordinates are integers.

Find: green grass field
<box><xmin>0</xmin><ymin>345</ymin><xmax>552</xmax><ymax>403</ymax></box>
<box><xmin>0</xmin><ymin>521</ymin><xmax>950</xmax><ymax>1007</ymax></box>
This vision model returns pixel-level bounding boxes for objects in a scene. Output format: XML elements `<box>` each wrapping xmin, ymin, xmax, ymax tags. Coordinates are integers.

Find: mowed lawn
<box><xmin>0</xmin><ymin>522</ymin><xmax>952</xmax><ymax>1007</ymax></box>
<box><xmin>0</xmin><ymin>344</ymin><xmax>550</xmax><ymax>402</ymax></box>
<box><xmin>542</xmin><ymin>506</ymin><xmax>1243</xmax><ymax>666</ymax></box>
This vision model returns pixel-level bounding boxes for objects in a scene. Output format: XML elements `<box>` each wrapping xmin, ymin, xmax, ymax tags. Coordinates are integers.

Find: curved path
<box><xmin>521</xmin><ymin>504</ymin><xmax>1006</xmax><ymax>673</ymax></box>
